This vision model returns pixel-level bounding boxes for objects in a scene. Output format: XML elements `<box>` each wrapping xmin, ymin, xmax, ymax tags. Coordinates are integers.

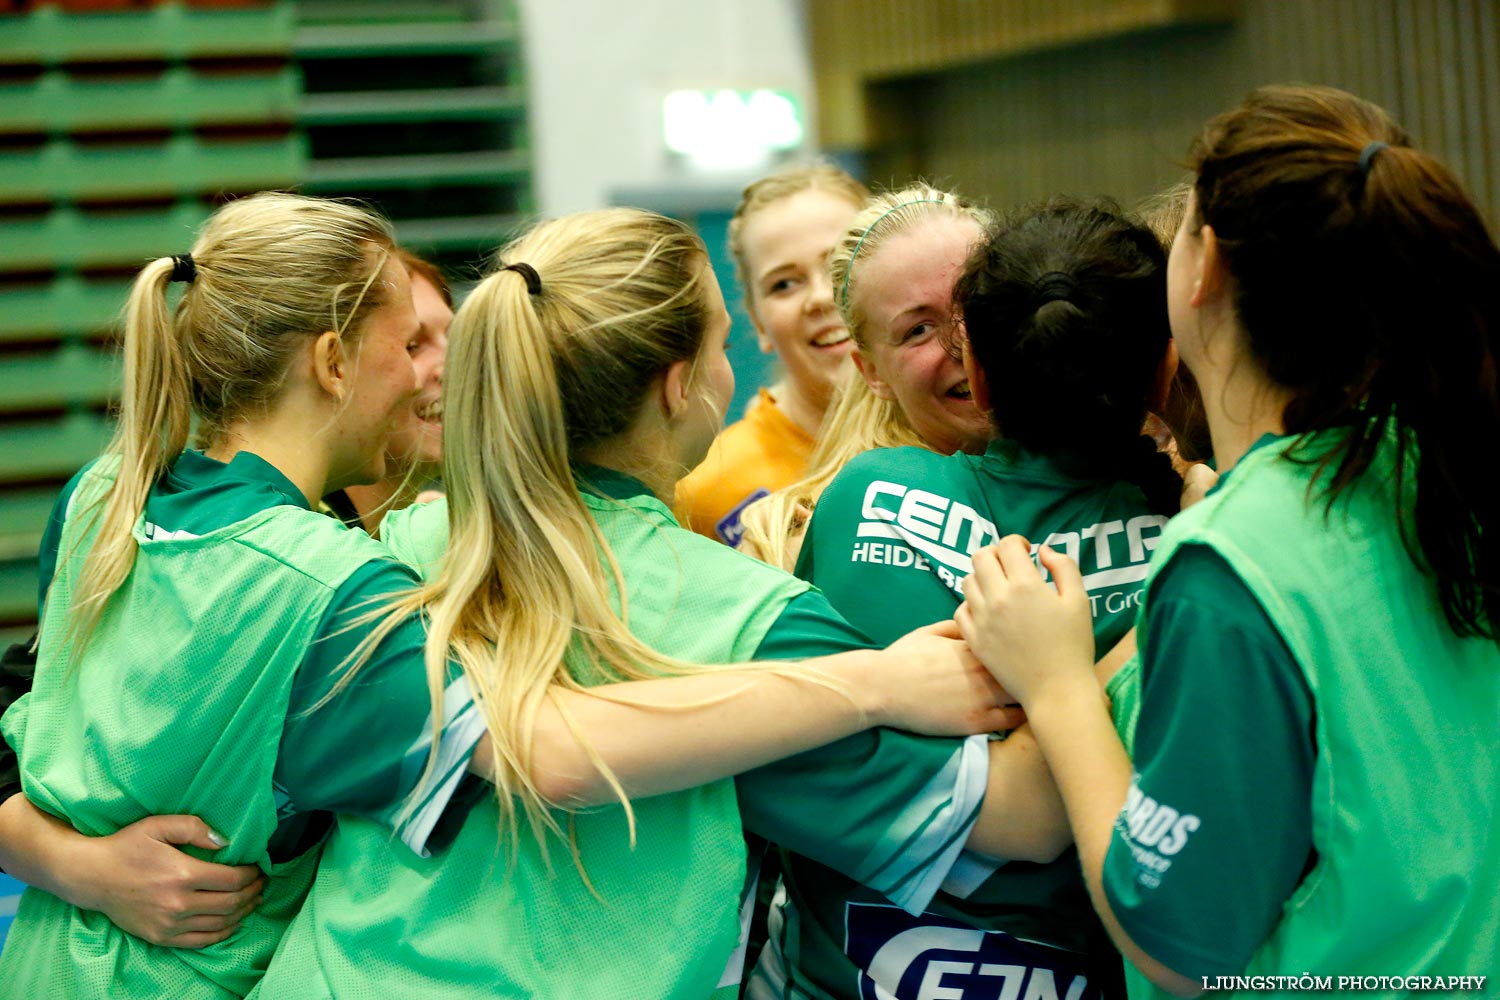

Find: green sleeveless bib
<box><xmin>1123</xmin><ymin>433</ymin><xmax>1500</xmax><ymax>996</ymax></box>
<box><xmin>0</xmin><ymin>460</ymin><xmax>388</xmax><ymax>999</ymax></box>
<box><xmin>259</xmin><ymin>488</ymin><xmax>812</xmax><ymax>999</ymax></box>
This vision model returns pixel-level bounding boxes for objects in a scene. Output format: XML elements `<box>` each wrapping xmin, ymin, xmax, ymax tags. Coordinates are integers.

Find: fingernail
<box><xmin>207</xmin><ymin>829</ymin><xmax>228</xmax><ymax>847</ymax></box>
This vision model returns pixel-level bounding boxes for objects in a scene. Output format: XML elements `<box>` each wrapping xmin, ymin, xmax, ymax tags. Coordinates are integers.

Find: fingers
<box><xmin>168</xmin><ymin>927</ymin><xmax>240</xmax><ymax>950</ymax></box>
<box><xmin>963</xmin><ymin>546</ymin><xmax>1001</xmax><ymax>603</ymax></box>
<box><xmin>188</xmin><ymin>862</ymin><xmax>263</xmax><ymax>895</ymax></box>
<box><xmin>139</xmin><ymin>815</ymin><xmax>228</xmax><ymax>853</ymax></box>
<box><xmin>919</xmin><ymin>618</ymin><xmax>962</xmax><ymax>639</ymax></box>
<box><xmin>965</xmin><ymin>535</ymin><xmax>1039</xmax><ymax>604</ymax></box>
<box><xmin>1036</xmin><ymin>544</ymin><xmax>1085</xmax><ymax>602</ymax></box>
<box><xmin>995</xmin><ymin>535</ymin><xmax>1041</xmax><ymax>582</ymax></box>
<box><xmin>953</xmin><ymin>602</ymin><xmax>975</xmax><ymax>642</ymax></box>
<box><xmin>192</xmin><ymin>880</ymin><xmax>265</xmax><ymax>917</ymax></box>
<box><xmin>1181</xmin><ymin>463</ymin><xmax>1219</xmax><ymax>508</ymax></box>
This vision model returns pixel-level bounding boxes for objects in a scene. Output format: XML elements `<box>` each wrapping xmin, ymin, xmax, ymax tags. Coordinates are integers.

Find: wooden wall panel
<box><xmin>808</xmin><ymin>0</ymin><xmax>1238</xmax><ymax>147</ymax></box>
<box><xmin>812</xmin><ymin>0</ymin><xmax>1500</xmax><ymax>225</ymax></box>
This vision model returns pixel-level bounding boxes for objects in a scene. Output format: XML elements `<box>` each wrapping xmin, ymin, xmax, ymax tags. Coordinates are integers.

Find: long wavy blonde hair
<box><xmin>65</xmin><ymin>192</ymin><xmax>394</xmax><ymax>651</ymax></box>
<box><xmin>738</xmin><ymin>185</ymin><xmax>993</xmax><ymax>570</ymax></box>
<box><xmin>358</xmin><ymin>208</ymin><xmax>827</xmax><ymax>863</ymax></box>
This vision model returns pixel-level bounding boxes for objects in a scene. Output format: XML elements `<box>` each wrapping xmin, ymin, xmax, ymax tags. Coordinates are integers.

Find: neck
<box><xmin>205</xmin><ymin>415</ymin><xmax>333</xmax><ymax>507</ymax></box>
<box><xmin>575</xmin><ymin>434</ymin><xmax>678</xmax><ymax>505</ymax></box>
<box><xmin>344</xmin><ymin>477</ymin><xmax>411</xmax><ymax>535</ymax></box>
<box><xmin>769</xmin><ymin>379</ymin><xmax>826</xmax><ymax>438</ymax></box>
<box><xmin>1195</xmin><ymin>357</ymin><xmax>1293</xmax><ymax>473</ymax></box>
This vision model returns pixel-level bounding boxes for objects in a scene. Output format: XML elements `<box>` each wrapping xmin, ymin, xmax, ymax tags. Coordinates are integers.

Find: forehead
<box><xmin>856</xmin><ymin>216</ymin><xmax>983</xmax><ymax>313</ymax></box>
<box><xmin>409</xmin><ymin>273</ymin><xmax>452</xmax><ymax>326</ymax></box>
<box><xmin>743</xmin><ymin>189</ymin><xmax>861</xmax><ymax>261</ymax></box>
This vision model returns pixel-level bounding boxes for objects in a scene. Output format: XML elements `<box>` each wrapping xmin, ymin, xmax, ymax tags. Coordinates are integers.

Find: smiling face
<box><xmin>849</xmin><ymin>215</ymin><xmax>992</xmax><ymax>455</ymax></box>
<box><xmin>740</xmin><ymin>187</ymin><xmax>862</xmax><ymax>415</ymax></box>
<box><xmin>381</xmin><ymin>270</ymin><xmax>451</xmax><ymax>475</ymax></box>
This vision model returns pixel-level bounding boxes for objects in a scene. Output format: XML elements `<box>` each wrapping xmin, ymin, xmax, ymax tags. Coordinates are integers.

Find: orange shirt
<box><xmin>675</xmin><ymin>389</ymin><xmax>814</xmax><ymax>545</ymax></box>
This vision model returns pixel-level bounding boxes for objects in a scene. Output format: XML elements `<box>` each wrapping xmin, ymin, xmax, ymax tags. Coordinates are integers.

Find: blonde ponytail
<box><xmin>62</xmin><ymin>192</ymin><xmax>395</xmax><ymax>655</ymax></box>
<box><xmin>354</xmin><ymin>209</ymin><xmax>747</xmax><ymax>861</ymax></box>
<box><xmin>65</xmin><ymin>257</ymin><xmax>191</xmax><ymax>648</ymax></box>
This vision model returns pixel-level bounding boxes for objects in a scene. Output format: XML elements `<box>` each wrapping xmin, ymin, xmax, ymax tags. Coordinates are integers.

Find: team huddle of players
<box><xmin>0</xmin><ymin>82</ymin><xmax>1495</xmax><ymax>1000</ymax></box>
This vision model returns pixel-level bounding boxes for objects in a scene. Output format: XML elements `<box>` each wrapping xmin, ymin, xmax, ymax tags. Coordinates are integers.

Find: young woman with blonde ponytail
<box><xmin>738</xmin><ymin>184</ymin><xmax>993</xmax><ymax>570</ymax></box>
<box><xmin>0</xmin><ymin>192</ymin><xmax>482</xmax><ymax>1000</ymax></box>
<box><xmin>252</xmin><ymin>207</ymin><xmax>1062</xmax><ymax>1000</ymax></box>
<box><xmin>0</xmin><ymin>196</ymin><xmax>1006</xmax><ymax>999</ymax></box>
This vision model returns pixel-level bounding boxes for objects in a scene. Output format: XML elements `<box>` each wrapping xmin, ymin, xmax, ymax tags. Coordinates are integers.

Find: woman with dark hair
<box><xmin>755</xmin><ymin>198</ymin><xmax>1181</xmax><ymax>1000</ymax></box>
<box><xmin>962</xmin><ymin>84</ymin><xmax>1500</xmax><ymax>995</ymax></box>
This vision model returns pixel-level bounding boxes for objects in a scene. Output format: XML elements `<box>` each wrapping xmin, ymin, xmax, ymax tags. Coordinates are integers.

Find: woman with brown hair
<box><xmin>963</xmin><ymin>84</ymin><xmax>1500</xmax><ymax>995</ymax></box>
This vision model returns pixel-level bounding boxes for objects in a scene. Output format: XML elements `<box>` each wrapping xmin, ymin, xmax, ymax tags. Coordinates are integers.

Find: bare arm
<box><xmin>963</xmin><ymin>628</ymin><xmax>1139</xmax><ymax>862</ymax></box>
<box><xmin>0</xmin><ymin>795</ymin><xmax>263</xmax><ymax>948</ymax></box>
<box><xmin>958</xmin><ymin>539</ymin><xmax>1201</xmax><ymax>997</ymax></box>
<box><xmin>472</xmin><ymin>623</ymin><xmax>1020</xmax><ymax>807</ymax></box>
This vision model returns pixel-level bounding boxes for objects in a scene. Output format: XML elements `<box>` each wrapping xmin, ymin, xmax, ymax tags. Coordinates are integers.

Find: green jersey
<box><xmin>0</xmin><ymin>451</ymin><xmax>482</xmax><ymax>999</ymax></box>
<box><xmin>259</xmin><ymin>468</ymin><xmax>990</xmax><ymax>1000</ymax></box>
<box><xmin>1108</xmin><ymin>432</ymin><xmax>1500</xmax><ymax>996</ymax></box>
<box><xmin>797</xmin><ymin>440</ymin><xmax>1163</xmax><ymax>653</ymax></box>
<box><xmin>767</xmin><ymin>440</ymin><xmax>1166</xmax><ymax>1000</ymax></box>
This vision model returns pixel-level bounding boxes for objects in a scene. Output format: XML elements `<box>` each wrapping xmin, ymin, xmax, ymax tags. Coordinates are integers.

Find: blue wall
<box><xmin>0</xmin><ymin>873</ymin><xmax>23</xmax><ymax>949</ymax></box>
<box><xmin>683</xmin><ymin>209</ymin><xmax>776</xmax><ymax>423</ymax></box>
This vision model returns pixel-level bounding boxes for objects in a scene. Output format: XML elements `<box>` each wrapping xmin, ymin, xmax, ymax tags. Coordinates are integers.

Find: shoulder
<box><xmin>604</xmin><ymin>501</ymin><xmax>810</xmax><ymax>595</ymax></box>
<box><xmin>379</xmin><ymin>499</ymin><xmax>449</xmax><ymax>579</ymax></box>
<box><xmin>821</xmin><ymin>446</ymin><xmax>959</xmax><ymax>508</ymax></box>
<box><xmin>235</xmin><ymin>503</ymin><xmax>396</xmax><ymax>584</ymax></box>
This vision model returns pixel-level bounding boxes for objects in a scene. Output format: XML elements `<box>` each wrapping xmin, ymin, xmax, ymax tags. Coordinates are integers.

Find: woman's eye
<box><xmin>902</xmin><ymin>322</ymin><xmax>933</xmax><ymax>343</ymax></box>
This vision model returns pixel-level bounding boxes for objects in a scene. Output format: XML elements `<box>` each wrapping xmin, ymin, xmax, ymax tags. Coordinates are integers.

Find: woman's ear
<box><xmin>750</xmin><ymin>310</ymin><xmax>775</xmax><ymax>355</ymax></box>
<box><xmin>852</xmin><ymin>348</ymin><xmax>894</xmax><ymax>401</ymax></box>
<box><xmin>1149</xmin><ymin>338</ymin><xmax>1180</xmax><ymax>414</ymax></box>
<box><xmin>311</xmin><ymin>331</ymin><xmax>346</xmax><ymax>400</ymax></box>
<box><xmin>1191</xmin><ymin>224</ymin><xmax>1227</xmax><ymax>308</ymax></box>
<box><xmin>660</xmin><ymin>359</ymin><xmax>693</xmax><ymax>419</ymax></box>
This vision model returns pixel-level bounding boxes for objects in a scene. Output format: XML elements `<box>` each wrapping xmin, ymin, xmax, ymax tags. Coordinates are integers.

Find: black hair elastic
<box><xmin>169</xmin><ymin>254</ymin><xmax>197</xmax><ymax>284</ymax></box>
<box><xmin>1033</xmin><ymin>270</ymin><xmax>1077</xmax><ymax>306</ymax></box>
<box><xmin>503</xmin><ymin>261</ymin><xmax>542</xmax><ymax>296</ymax></box>
<box><xmin>1358</xmin><ymin>141</ymin><xmax>1389</xmax><ymax>175</ymax></box>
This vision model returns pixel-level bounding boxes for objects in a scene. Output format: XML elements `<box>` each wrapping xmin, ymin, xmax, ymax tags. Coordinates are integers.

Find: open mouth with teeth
<box><xmin>810</xmin><ymin>328</ymin><xmax>852</xmax><ymax>349</ymax></box>
<box><xmin>415</xmin><ymin>398</ymin><xmax>444</xmax><ymax>424</ymax></box>
<box><xmin>946</xmin><ymin>381</ymin><xmax>972</xmax><ymax>400</ymax></box>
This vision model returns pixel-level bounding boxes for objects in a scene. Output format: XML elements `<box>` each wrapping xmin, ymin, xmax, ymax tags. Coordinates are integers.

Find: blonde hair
<box><xmin>727</xmin><ymin>162</ymin><xmax>869</xmax><ymax>303</ymax></box>
<box><xmin>830</xmin><ymin>183</ymin><xmax>994</xmax><ymax>345</ymax></box>
<box><xmin>739</xmin><ymin>185</ymin><xmax>992</xmax><ymax>570</ymax></box>
<box><xmin>67</xmin><ymin>192</ymin><xmax>395</xmax><ymax>649</ymax></box>
<box><xmin>1136</xmin><ymin>179</ymin><xmax>1194</xmax><ymax>252</ymax></box>
<box><xmin>360</xmin><ymin>208</ymin><xmax>759</xmax><ymax>862</ymax></box>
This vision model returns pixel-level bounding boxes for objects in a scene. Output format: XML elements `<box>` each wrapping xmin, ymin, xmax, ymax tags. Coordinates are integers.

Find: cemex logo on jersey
<box><xmin>850</xmin><ymin>480</ymin><xmax>1168</xmax><ymax>605</ymax></box>
<box><xmin>845</xmin><ymin>903</ymin><xmax>1100</xmax><ymax>1000</ymax></box>
<box><xmin>1115</xmin><ymin>775</ymin><xmax>1202</xmax><ymax>890</ymax></box>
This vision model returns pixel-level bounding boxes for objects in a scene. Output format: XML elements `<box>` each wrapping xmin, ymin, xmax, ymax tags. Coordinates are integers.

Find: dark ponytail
<box><xmin>1189</xmin><ymin>84</ymin><xmax>1500</xmax><ymax>641</ymax></box>
<box><xmin>955</xmin><ymin>198</ymin><xmax>1182</xmax><ymax>515</ymax></box>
